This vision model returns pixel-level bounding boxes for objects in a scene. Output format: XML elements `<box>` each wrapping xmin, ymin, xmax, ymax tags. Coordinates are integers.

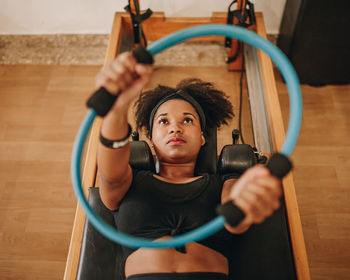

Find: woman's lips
<box><xmin>167</xmin><ymin>137</ymin><xmax>186</xmax><ymax>145</ymax></box>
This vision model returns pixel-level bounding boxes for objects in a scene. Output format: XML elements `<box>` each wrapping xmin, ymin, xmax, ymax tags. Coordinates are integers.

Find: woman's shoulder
<box><xmin>131</xmin><ymin>167</ymin><xmax>154</xmax><ymax>182</ymax></box>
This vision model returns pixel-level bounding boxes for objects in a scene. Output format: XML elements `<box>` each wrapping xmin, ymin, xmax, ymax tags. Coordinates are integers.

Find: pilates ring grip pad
<box><xmin>72</xmin><ymin>24</ymin><xmax>302</xmax><ymax>249</ymax></box>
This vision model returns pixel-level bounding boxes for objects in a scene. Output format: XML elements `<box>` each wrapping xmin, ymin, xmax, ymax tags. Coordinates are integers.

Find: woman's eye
<box><xmin>184</xmin><ymin>118</ymin><xmax>193</xmax><ymax>124</ymax></box>
<box><xmin>159</xmin><ymin>119</ymin><xmax>168</xmax><ymax>125</ymax></box>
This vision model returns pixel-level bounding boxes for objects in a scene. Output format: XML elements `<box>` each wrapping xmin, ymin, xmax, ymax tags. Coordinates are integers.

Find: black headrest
<box><xmin>195</xmin><ymin>126</ymin><xmax>217</xmax><ymax>175</ymax></box>
<box><xmin>217</xmin><ymin>144</ymin><xmax>257</xmax><ymax>175</ymax></box>
<box><xmin>129</xmin><ymin>141</ymin><xmax>155</xmax><ymax>173</ymax></box>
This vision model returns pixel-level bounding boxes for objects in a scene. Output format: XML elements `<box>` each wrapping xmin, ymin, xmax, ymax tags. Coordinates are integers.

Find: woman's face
<box><xmin>151</xmin><ymin>99</ymin><xmax>205</xmax><ymax>164</ymax></box>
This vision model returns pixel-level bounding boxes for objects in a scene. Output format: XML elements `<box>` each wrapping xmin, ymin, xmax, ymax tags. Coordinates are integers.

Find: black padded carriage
<box><xmin>76</xmin><ymin>127</ymin><xmax>296</xmax><ymax>280</ymax></box>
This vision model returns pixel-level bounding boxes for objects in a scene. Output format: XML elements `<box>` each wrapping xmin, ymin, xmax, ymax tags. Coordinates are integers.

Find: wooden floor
<box><xmin>276</xmin><ymin>75</ymin><xmax>350</xmax><ymax>279</ymax></box>
<box><xmin>0</xmin><ymin>64</ymin><xmax>349</xmax><ymax>279</ymax></box>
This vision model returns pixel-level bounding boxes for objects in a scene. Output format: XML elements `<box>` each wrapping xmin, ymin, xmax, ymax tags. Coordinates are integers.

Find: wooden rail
<box><xmin>255</xmin><ymin>13</ymin><xmax>311</xmax><ymax>280</ymax></box>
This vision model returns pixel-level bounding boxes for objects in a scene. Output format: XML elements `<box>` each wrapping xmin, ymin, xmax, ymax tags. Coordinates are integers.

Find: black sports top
<box><xmin>112</xmin><ymin>168</ymin><xmax>237</xmax><ymax>261</ymax></box>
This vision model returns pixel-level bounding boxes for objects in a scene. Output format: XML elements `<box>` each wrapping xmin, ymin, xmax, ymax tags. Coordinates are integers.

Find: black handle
<box><xmin>86</xmin><ymin>46</ymin><xmax>154</xmax><ymax>117</ymax></box>
<box><xmin>216</xmin><ymin>153</ymin><xmax>292</xmax><ymax>227</ymax></box>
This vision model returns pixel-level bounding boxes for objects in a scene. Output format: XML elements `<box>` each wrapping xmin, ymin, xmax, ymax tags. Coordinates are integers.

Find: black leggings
<box><xmin>126</xmin><ymin>272</ymin><xmax>228</xmax><ymax>280</ymax></box>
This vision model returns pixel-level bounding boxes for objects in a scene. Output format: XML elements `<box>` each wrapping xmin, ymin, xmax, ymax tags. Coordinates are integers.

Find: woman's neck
<box><xmin>158</xmin><ymin>161</ymin><xmax>196</xmax><ymax>181</ymax></box>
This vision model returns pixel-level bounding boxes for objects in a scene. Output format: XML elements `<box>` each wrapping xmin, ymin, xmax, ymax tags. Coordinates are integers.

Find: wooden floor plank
<box><xmin>275</xmin><ymin>70</ymin><xmax>350</xmax><ymax>280</ymax></box>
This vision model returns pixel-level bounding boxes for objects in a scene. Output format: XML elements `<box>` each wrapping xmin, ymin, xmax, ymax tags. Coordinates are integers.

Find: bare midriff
<box><xmin>125</xmin><ymin>236</ymin><xmax>229</xmax><ymax>278</ymax></box>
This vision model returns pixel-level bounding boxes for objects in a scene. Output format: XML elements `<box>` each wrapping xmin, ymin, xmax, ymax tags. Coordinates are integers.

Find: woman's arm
<box><xmin>221</xmin><ymin>165</ymin><xmax>282</xmax><ymax>234</ymax></box>
<box><xmin>96</xmin><ymin>52</ymin><xmax>152</xmax><ymax>210</ymax></box>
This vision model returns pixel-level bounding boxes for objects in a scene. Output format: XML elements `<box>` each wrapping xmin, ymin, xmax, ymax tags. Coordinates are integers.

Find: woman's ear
<box><xmin>200</xmin><ymin>131</ymin><xmax>206</xmax><ymax>146</ymax></box>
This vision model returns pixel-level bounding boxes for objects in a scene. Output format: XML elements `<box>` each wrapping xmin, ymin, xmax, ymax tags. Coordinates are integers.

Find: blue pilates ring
<box><xmin>71</xmin><ymin>24</ymin><xmax>302</xmax><ymax>248</ymax></box>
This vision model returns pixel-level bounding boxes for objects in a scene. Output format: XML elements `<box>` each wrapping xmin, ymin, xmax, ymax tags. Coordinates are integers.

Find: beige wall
<box><xmin>0</xmin><ymin>0</ymin><xmax>286</xmax><ymax>35</ymax></box>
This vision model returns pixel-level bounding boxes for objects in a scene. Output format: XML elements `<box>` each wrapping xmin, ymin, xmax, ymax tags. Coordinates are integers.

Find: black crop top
<box><xmin>112</xmin><ymin>168</ymin><xmax>237</xmax><ymax>261</ymax></box>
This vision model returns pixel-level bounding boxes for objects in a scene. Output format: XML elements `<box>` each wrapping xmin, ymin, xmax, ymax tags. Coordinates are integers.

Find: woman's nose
<box><xmin>169</xmin><ymin>123</ymin><xmax>183</xmax><ymax>134</ymax></box>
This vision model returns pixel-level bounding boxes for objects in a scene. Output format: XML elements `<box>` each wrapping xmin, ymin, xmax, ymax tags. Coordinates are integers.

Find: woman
<box><xmin>96</xmin><ymin>52</ymin><xmax>282</xmax><ymax>280</ymax></box>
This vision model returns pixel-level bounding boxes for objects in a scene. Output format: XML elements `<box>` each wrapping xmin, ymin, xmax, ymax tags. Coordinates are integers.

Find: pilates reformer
<box><xmin>64</xmin><ymin>11</ymin><xmax>310</xmax><ymax>280</ymax></box>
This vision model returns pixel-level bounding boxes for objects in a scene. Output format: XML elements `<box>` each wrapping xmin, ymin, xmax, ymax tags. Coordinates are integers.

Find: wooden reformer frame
<box><xmin>64</xmin><ymin>11</ymin><xmax>310</xmax><ymax>280</ymax></box>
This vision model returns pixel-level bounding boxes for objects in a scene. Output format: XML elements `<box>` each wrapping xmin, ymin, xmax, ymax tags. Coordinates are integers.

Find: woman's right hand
<box><xmin>225</xmin><ymin>165</ymin><xmax>282</xmax><ymax>234</ymax></box>
<box><xmin>95</xmin><ymin>52</ymin><xmax>153</xmax><ymax>109</ymax></box>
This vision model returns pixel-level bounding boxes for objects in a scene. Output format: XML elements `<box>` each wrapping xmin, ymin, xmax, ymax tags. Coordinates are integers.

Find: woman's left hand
<box><xmin>225</xmin><ymin>165</ymin><xmax>282</xmax><ymax>234</ymax></box>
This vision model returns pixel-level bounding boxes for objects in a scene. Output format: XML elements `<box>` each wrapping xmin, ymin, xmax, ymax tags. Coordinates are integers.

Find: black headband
<box><xmin>149</xmin><ymin>90</ymin><xmax>206</xmax><ymax>138</ymax></box>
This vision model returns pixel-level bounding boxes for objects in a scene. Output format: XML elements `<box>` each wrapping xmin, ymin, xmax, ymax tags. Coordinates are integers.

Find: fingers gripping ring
<box><xmin>71</xmin><ymin>24</ymin><xmax>302</xmax><ymax>248</ymax></box>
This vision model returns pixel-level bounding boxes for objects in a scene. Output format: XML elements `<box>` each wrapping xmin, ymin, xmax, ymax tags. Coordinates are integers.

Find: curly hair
<box><xmin>134</xmin><ymin>78</ymin><xmax>234</xmax><ymax>138</ymax></box>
